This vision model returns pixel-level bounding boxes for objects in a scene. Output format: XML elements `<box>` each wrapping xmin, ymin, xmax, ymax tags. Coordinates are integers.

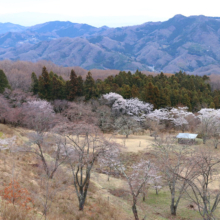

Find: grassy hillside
<box><xmin>0</xmin><ymin>124</ymin><xmax>218</xmax><ymax>220</ymax></box>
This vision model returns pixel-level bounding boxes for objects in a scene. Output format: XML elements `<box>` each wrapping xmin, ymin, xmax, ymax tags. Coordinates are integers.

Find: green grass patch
<box><xmin>145</xmin><ymin>189</ymin><xmax>201</xmax><ymax>219</ymax></box>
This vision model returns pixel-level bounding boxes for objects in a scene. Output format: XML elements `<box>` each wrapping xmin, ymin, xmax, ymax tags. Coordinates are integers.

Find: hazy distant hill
<box><xmin>1</xmin><ymin>15</ymin><xmax>220</xmax><ymax>74</ymax></box>
<box><xmin>0</xmin><ymin>22</ymin><xmax>27</xmax><ymax>34</ymax></box>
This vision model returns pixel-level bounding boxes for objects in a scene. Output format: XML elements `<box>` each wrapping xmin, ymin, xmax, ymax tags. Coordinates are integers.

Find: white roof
<box><xmin>176</xmin><ymin>133</ymin><xmax>198</xmax><ymax>139</ymax></box>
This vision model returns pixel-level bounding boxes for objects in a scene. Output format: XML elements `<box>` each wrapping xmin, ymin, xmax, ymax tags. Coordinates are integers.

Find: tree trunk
<box><xmin>142</xmin><ymin>192</ymin><xmax>145</xmax><ymax>202</ymax></box>
<box><xmin>170</xmin><ymin>201</ymin><xmax>177</xmax><ymax>215</ymax></box>
<box><xmin>132</xmin><ymin>203</ymin><xmax>139</xmax><ymax>220</ymax></box>
<box><xmin>79</xmin><ymin>198</ymin><xmax>85</xmax><ymax>211</ymax></box>
<box><xmin>126</xmin><ymin>134</ymin><xmax>128</xmax><ymax>138</ymax></box>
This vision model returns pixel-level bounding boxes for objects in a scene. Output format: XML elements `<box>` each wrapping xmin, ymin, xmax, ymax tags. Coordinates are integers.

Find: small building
<box><xmin>176</xmin><ymin>133</ymin><xmax>198</xmax><ymax>144</ymax></box>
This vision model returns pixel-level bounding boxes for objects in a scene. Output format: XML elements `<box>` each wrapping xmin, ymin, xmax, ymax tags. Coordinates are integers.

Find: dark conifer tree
<box><xmin>76</xmin><ymin>76</ymin><xmax>84</xmax><ymax>96</ymax></box>
<box><xmin>38</xmin><ymin>66</ymin><xmax>51</xmax><ymax>100</ymax></box>
<box><xmin>51</xmin><ymin>76</ymin><xmax>65</xmax><ymax>100</ymax></box>
<box><xmin>131</xmin><ymin>85</ymin><xmax>139</xmax><ymax>98</ymax></box>
<box><xmin>214</xmin><ymin>96</ymin><xmax>220</xmax><ymax>109</ymax></box>
<box><xmin>0</xmin><ymin>69</ymin><xmax>10</xmax><ymax>93</ymax></box>
<box><xmin>122</xmin><ymin>84</ymin><xmax>131</xmax><ymax>99</ymax></box>
<box><xmin>145</xmin><ymin>82</ymin><xmax>155</xmax><ymax>106</ymax></box>
<box><xmin>67</xmin><ymin>69</ymin><xmax>78</xmax><ymax>101</ymax></box>
<box><xmin>31</xmin><ymin>72</ymin><xmax>39</xmax><ymax>95</ymax></box>
<box><xmin>84</xmin><ymin>72</ymin><xmax>97</xmax><ymax>100</ymax></box>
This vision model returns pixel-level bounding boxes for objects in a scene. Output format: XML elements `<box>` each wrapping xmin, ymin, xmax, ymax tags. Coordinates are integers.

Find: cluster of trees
<box><xmin>2</xmin><ymin>71</ymin><xmax>220</xmax><ymax>219</ymax></box>
<box><xmin>153</xmin><ymin>137</ymin><xmax>220</xmax><ymax>220</ymax></box>
<box><xmin>29</xmin><ymin>67</ymin><xmax>220</xmax><ymax>110</ymax></box>
<box><xmin>0</xmin><ymin>65</ymin><xmax>220</xmax><ymax>111</ymax></box>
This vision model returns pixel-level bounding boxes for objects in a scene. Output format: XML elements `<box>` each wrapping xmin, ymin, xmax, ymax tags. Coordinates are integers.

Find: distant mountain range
<box><xmin>1</xmin><ymin>15</ymin><xmax>220</xmax><ymax>75</ymax></box>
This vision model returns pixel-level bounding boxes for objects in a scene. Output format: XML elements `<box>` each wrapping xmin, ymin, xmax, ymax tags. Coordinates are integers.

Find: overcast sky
<box><xmin>0</xmin><ymin>0</ymin><xmax>219</xmax><ymax>27</ymax></box>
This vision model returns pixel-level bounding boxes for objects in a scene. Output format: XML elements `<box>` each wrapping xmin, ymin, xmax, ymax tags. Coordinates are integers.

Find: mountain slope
<box><xmin>1</xmin><ymin>15</ymin><xmax>220</xmax><ymax>74</ymax></box>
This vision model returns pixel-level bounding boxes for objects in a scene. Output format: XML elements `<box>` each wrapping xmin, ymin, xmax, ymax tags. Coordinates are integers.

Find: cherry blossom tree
<box><xmin>170</xmin><ymin>107</ymin><xmax>196</xmax><ymax>132</ymax></box>
<box><xmin>102</xmin><ymin>92</ymin><xmax>123</xmax><ymax>106</ymax></box>
<box><xmin>198</xmin><ymin>108</ymin><xmax>220</xmax><ymax>144</ymax></box>
<box><xmin>22</xmin><ymin>100</ymin><xmax>56</xmax><ymax>132</ymax></box>
<box><xmin>102</xmin><ymin>92</ymin><xmax>153</xmax><ymax>120</ymax></box>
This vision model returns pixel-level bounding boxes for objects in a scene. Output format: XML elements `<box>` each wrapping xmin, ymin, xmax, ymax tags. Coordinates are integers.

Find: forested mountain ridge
<box><xmin>1</xmin><ymin>15</ymin><xmax>220</xmax><ymax>74</ymax></box>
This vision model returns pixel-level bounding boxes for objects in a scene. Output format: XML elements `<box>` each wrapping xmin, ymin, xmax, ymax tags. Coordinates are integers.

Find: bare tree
<box><xmin>154</xmin><ymin>137</ymin><xmax>197</xmax><ymax>216</ymax></box>
<box><xmin>102</xmin><ymin>145</ymin><xmax>160</xmax><ymax>220</ymax></box>
<box><xmin>115</xmin><ymin>160</ymin><xmax>159</xmax><ymax>220</ymax></box>
<box><xmin>180</xmin><ymin>149</ymin><xmax>220</xmax><ymax>220</ymax></box>
<box><xmin>66</xmin><ymin>125</ymin><xmax>118</xmax><ymax>211</ymax></box>
<box><xmin>23</xmin><ymin>132</ymin><xmax>69</xmax><ymax>179</ymax></box>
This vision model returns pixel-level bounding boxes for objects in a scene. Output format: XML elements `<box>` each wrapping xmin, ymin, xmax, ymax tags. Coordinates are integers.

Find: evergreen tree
<box><xmin>84</xmin><ymin>72</ymin><xmax>97</xmax><ymax>100</ymax></box>
<box><xmin>131</xmin><ymin>85</ymin><xmax>139</xmax><ymax>98</ymax></box>
<box><xmin>67</xmin><ymin>69</ymin><xmax>78</xmax><ymax>101</ymax></box>
<box><xmin>182</xmin><ymin>94</ymin><xmax>191</xmax><ymax>110</ymax></box>
<box><xmin>210</xmin><ymin>102</ymin><xmax>215</xmax><ymax>109</ymax></box>
<box><xmin>153</xmin><ymin>86</ymin><xmax>160</xmax><ymax>109</ymax></box>
<box><xmin>159</xmin><ymin>89</ymin><xmax>170</xmax><ymax>108</ymax></box>
<box><xmin>144</xmin><ymin>82</ymin><xmax>155</xmax><ymax>106</ymax></box>
<box><xmin>31</xmin><ymin>72</ymin><xmax>39</xmax><ymax>95</ymax></box>
<box><xmin>0</xmin><ymin>69</ymin><xmax>10</xmax><ymax>93</ymax></box>
<box><xmin>76</xmin><ymin>76</ymin><xmax>84</xmax><ymax>96</ymax></box>
<box><xmin>214</xmin><ymin>96</ymin><xmax>220</xmax><ymax>109</ymax></box>
<box><xmin>51</xmin><ymin>76</ymin><xmax>65</xmax><ymax>100</ymax></box>
<box><xmin>122</xmin><ymin>84</ymin><xmax>131</xmax><ymax>99</ymax></box>
<box><xmin>38</xmin><ymin>67</ymin><xmax>51</xmax><ymax>100</ymax></box>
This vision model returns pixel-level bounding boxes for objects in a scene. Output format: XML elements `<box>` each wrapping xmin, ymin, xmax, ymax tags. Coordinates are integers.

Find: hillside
<box><xmin>0</xmin><ymin>124</ymin><xmax>212</xmax><ymax>220</ymax></box>
<box><xmin>1</xmin><ymin>15</ymin><xmax>220</xmax><ymax>74</ymax></box>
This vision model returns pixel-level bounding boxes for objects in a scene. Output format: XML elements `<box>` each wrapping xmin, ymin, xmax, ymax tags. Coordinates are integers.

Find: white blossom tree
<box><xmin>170</xmin><ymin>107</ymin><xmax>197</xmax><ymax>132</ymax></box>
<box><xmin>198</xmin><ymin>108</ymin><xmax>220</xmax><ymax>144</ymax></box>
<box><xmin>102</xmin><ymin>92</ymin><xmax>153</xmax><ymax>121</ymax></box>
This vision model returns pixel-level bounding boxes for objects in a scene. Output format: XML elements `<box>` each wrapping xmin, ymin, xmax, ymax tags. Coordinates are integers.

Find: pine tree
<box><xmin>76</xmin><ymin>76</ymin><xmax>84</xmax><ymax>96</ymax></box>
<box><xmin>38</xmin><ymin>67</ymin><xmax>51</xmax><ymax>100</ymax></box>
<box><xmin>153</xmin><ymin>86</ymin><xmax>160</xmax><ymax>109</ymax></box>
<box><xmin>30</xmin><ymin>72</ymin><xmax>38</xmax><ymax>95</ymax></box>
<box><xmin>210</xmin><ymin>102</ymin><xmax>215</xmax><ymax>109</ymax></box>
<box><xmin>182</xmin><ymin>94</ymin><xmax>191</xmax><ymax>110</ymax></box>
<box><xmin>67</xmin><ymin>69</ymin><xmax>78</xmax><ymax>101</ymax></box>
<box><xmin>144</xmin><ymin>82</ymin><xmax>155</xmax><ymax>106</ymax></box>
<box><xmin>122</xmin><ymin>84</ymin><xmax>131</xmax><ymax>99</ymax></box>
<box><xmin>51</xmin><ymin>76</ymin><xmax>65</xmax><ymax>100</ymax></box>
<box><xmin>84</xmin><ymin>72</ymin><xmax>97</xmax><ymax>100</ymax></box>
<box><xmin>214</xmin><ymin>96</ymin><xmax>220</xmax><ymax>109</ymax></box>
<box><xmin>0</xmin><ymin>69</ymin><xmax>10</xmax><ymax>93</ymax></box>
<box><xmin>131</xmin><ymin>85</ymin><xmax>139</xmax><ymax>98</ymax></box>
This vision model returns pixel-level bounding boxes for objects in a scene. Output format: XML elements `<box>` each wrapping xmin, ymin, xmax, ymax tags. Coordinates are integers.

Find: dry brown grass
<box><xmin>3</xmin><ymin>124</ymin><xmax>220</xmax><ymax>220</ymax></box>
<box><xmin>0</xmin><ymin>125</ymin><xmax>130</xmax><ymax>220</ymax></box>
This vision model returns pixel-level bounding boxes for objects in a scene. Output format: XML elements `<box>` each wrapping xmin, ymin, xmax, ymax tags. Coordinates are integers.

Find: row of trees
<box><xmin>1</xmin><ymin>66</ymin><xmax>220</xmax><ymax>111</ymax></box>
<box><xmin>29</xmin><ymin>67</ymin><xmax>220</xmax><ymax>110</ymax></box>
